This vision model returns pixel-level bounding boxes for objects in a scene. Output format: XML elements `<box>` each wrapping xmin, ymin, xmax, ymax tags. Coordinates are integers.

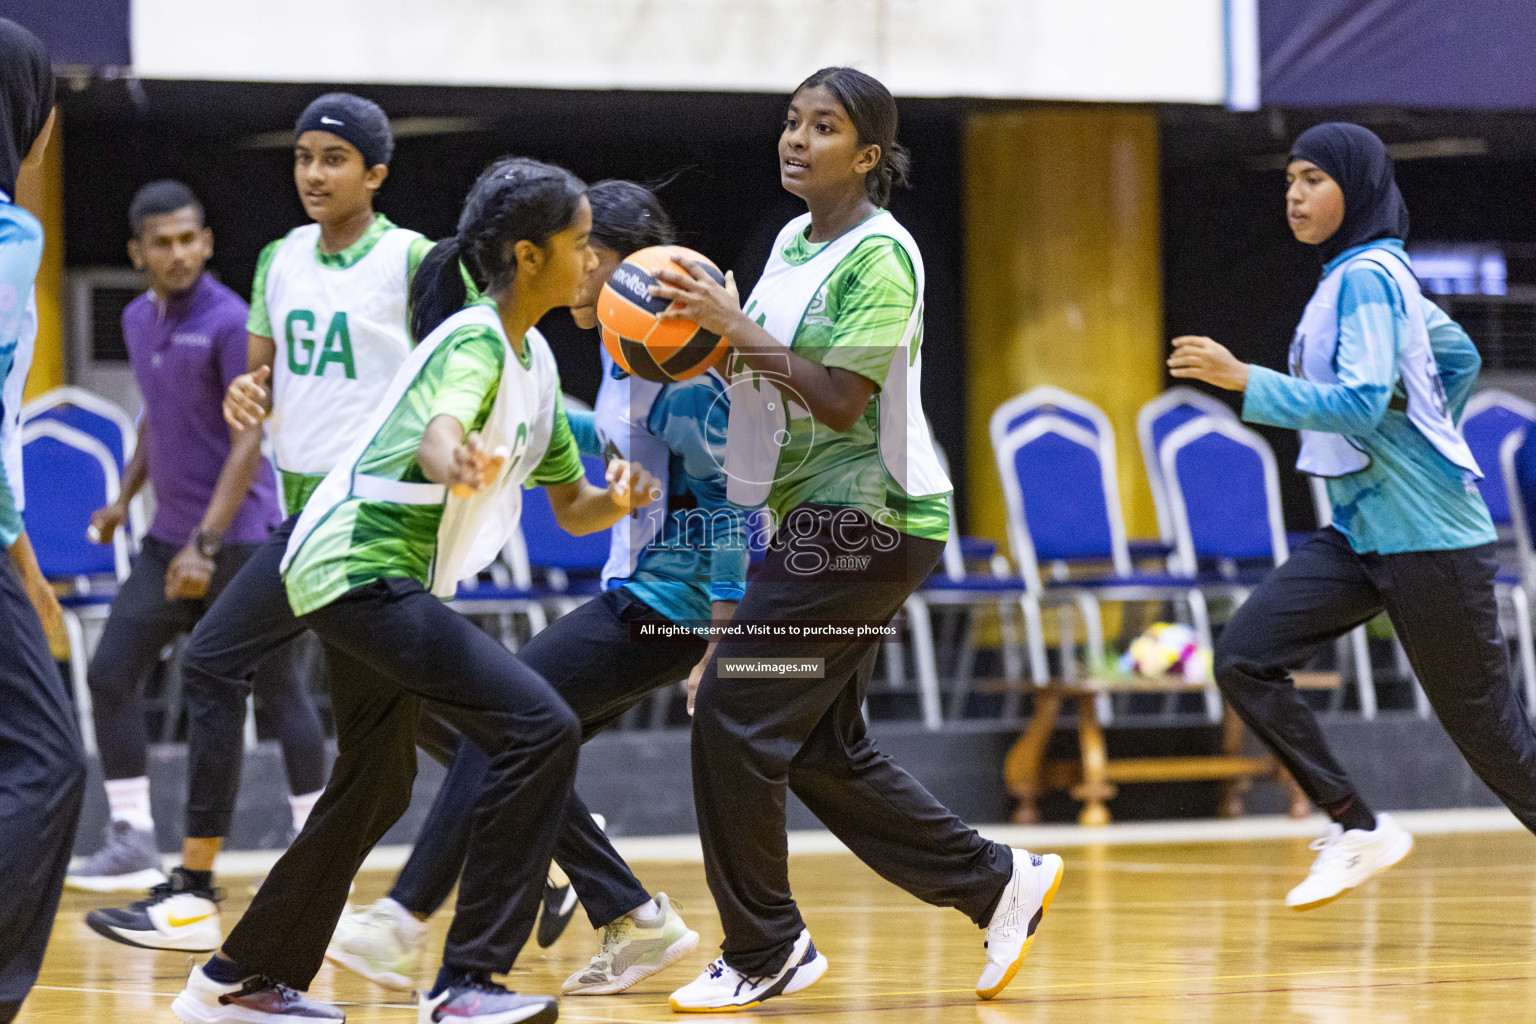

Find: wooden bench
<box><xmin>1001</xmin><ymin>679</ymin><xmax>1316</xmax><ymax>826</ymax></box>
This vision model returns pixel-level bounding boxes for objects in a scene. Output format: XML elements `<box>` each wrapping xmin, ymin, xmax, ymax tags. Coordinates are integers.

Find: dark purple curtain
<box><xmin>1261</xmin><ymin>0</ymin><xmax>1536</xmax><ymax>108</ymax></box>
<box><xmin>3</xmin><ymin>0</ymin><xmax>129</xmax><ymax>68</ymax></box>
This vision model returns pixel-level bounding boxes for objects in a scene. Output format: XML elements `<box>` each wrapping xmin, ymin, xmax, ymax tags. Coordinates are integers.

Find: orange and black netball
<box><xmin>597</xmin><ymin>245</ymin><xmax>730</xmax><ymax>382</ymax></box>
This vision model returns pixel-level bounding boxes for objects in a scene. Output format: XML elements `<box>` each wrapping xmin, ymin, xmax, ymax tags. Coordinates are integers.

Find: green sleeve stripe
<box><xmin>528</xmin><ymin>390</ymin><xmax>585</xmax><ymax>487</ymax></box>
<box><xmin>246</xmin><ymin>238</ymin><xmax>282</xmax><ymax>338</ymax></box>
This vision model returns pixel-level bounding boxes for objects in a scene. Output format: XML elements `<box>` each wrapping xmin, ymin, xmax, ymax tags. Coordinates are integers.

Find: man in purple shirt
<box><xmin>67</xmin><ymin>182</ymin><xmax>327</xmax><ymax>893</ymax></box>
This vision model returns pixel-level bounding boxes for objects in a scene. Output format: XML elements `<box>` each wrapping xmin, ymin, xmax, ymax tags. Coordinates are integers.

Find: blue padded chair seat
<box><xmin>1126</xmin><ymin>539</ymin><xmax>1175</xmax><ymax>560</ymax></box>
<box><xmin>453</xmin><ymin>582</ymin><xmax>541</xmax><ymax>602</ymax></box>
<box><xmin>1496</xmin><ymin>568</ymin><xmax>1525</xmax><ymax>587</ymax></box>
<box><xmin>57</xmin><ymin>590</ymin><xmax>116</xmax><ymax>609</ymax></box>
<box><xmin>1045</xmin><ymin>572</ymin><xmax>1200</xmax><ymax>590</ymax></box>
<box><xmin>957</xmin><ymin>537</ymin><xmax>998</xmax><ymax>562</ymax></box>
<box><xmin>920</xmin><ymin>574</ymin><xmax>1025</xmax><ymax>594</ymax></box>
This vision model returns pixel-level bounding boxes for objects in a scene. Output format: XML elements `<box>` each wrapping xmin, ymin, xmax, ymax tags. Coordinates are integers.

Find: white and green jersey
<box><xmin>249</xmin><ymin>213</ymin><xmax>433</xmax><ymax>513</ymax></box>
<box><xmin>726</xmin><ymin>210</ymin><xmax>951</xmax><ymax>540</ymax></box>
<box><xmin>281</xmin><ymin>299</ymin><xmax>582</xmax><ymax>615</ymax></box>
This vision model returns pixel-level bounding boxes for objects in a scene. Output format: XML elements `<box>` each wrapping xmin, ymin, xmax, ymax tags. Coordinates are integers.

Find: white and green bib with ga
<box><xmin>255</xmin><ymin>218</ymin><xmax>424</xmax><ymax>510</ymax></box>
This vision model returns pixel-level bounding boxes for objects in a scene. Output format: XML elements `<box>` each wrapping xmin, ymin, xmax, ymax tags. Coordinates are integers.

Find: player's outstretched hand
<box><xmin>651</xmin><ymin>263</ymin><xmax>741</xmax><ymax>338</ymax></box>
<box><xmin>447</xmin><ymin>432</ymin><xmax>507</xmax><ymax>496</ymax></box>
<box><xmin>224</xmin><ymin>365</ymin><xmax>272</xmax><ymax>430</ymax></box>
<box><xmin>1168</xmin><ymin>335</ymin><xmax>1251</xmax><ymax>392</ymax></box>
<box><xmin>606</xmin><ymin>459</ymin><xmax>661</xmax><ymax>511</ymax></box>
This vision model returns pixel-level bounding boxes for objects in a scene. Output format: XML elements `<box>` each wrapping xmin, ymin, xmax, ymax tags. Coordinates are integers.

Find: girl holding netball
<box><xmin>1170</xmin><ymin>122</ymin><xmax>1536</xmax><ymax>909</ymax></box>
<box><xmin>171</xmin><ymin>157</ymin><xmax>657</xmax><ymax>1024</ymax></box>
<box><xmin>651</xmin><ymin>66</ymin><xmax>1064</xmax><ymax>1011</ymax></box>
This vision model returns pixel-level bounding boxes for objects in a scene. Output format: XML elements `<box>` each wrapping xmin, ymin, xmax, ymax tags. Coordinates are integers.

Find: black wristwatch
<box><xmin>194</xmin><ymin>529</ymin><xmax>223</xmax><ymax>560</ymax></box>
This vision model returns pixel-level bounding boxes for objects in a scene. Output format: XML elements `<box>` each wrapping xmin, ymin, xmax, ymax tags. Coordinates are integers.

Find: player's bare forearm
<box><xmin>119</xmin><ymin>421</ymin><xmax>149</xmax><ymax>504</ymax></box>
<box><xmin>545</xmin><ymin>460</ymin><xmax>659</xmax><ymax>536</ymax></box>
<box><xmin>198</xmin><ymin>424</ymin><xmax>266</xmax><ymax>538</ymax></box>
<box><xmin>650</xmin><ymin>263</ymin><xmax>876</xmax><ymax>431</ymax></box>
<box><xmin>724</xmin><ymin>316</ymin><xmax>877</xmax><ymax>432</ymax></box>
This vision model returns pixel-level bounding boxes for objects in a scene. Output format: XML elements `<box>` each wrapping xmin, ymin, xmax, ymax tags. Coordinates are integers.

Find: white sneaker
<box><xmin>669</xmin><ymin>928</ymin><xmax>827</xmax><ymax>1013</ymax></box>
<box><xmin>170</xmin><ymin>963</ymin><xmax>344</xmax><ymax>1021</ymax></box>
<box><xmin>324</xmin><ymin>898</ymin><xmax>426</xmax><ymax>991</ymax></box>
<box><xmin>976</xmin><ymin>850</ymin><xmax>1064</xmax><ymax>1000</ymax></box>
<box><xmin>1286</xmin><ymin>812</ymin><xmax>1413</xmax><ymax>911</ymax></box>
<box><xmin>562</xmin><ymin>892</ymin><xmax>699</xmax><ymax>995</ymax></box>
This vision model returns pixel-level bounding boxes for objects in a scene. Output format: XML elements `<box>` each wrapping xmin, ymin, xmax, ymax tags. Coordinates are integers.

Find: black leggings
<box><xmin>87</xmin><ymin>534</ymin><xmax>325</xmax><ymax>797</ymax></box>
<box><xmin>223</xmin><ymin>577</ymin><xmax>580</xmax><ymax>987</ymax></box>
<box><xmin>388</xmin><ymin>588</ymin><xmax>706</xmax><ymax>929</ymax></box>
<box><xmin>1216</xmin><ymin>528</ymin><xmax>1536</xmax><ymax>832</ymax></box>
<box><xmin>0</xmin><ymin>550</ymin><xmax>86</xmax><ymax>1006</ymax></box>
<box><xmin>690</xmin><ymin>505</ymin><xmax>1014</xmax><ymax>975</ymax></box>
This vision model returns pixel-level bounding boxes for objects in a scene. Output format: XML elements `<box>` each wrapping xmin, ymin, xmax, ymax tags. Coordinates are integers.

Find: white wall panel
<box><xmin>132</xmin><ymin>0</ymin><xmax>1226</xmax><ymax>103</ymax></box>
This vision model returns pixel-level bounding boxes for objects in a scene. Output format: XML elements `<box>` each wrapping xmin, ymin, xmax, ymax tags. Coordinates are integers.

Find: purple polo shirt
<box><xmin>123</xmin><ymin>272</ymin><xmax>280</xmax><ymax>547</ymax></box>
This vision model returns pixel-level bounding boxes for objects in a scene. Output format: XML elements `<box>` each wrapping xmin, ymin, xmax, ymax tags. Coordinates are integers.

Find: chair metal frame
<box><xmin>1496</xmin><ymin>428</ymin><xmax>1536</xmax><ymax>714</ymax></box>
<box><xmin>22</xmin><ymin>418</ymin><xmax>132</xmax><ymax>756</ymax></box>
<box><xmin>993</xmin><ymin>411</ymin><xmax>1215</xmax><ymax>722</ymax></box>
<box><xmin>1137</xmin><ymin>387</ymin><xmax>1239</xmax><ymax>545</ymax></box>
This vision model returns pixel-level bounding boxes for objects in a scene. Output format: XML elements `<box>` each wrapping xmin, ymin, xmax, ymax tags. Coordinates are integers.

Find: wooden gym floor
<box><xmin>21</xmin><ymin>823</ymin><xmax>1536</xmax><ymax>1023</ymax></box>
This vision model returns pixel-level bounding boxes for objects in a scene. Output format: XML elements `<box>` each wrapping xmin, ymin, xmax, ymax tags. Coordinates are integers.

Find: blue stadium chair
<box><xmin>1158</xmin><ymin>416</ymin><xmax>1289</xmax><ymax>720</ymax></box>
<box><xmin>989</xmin><ymin>384</ymin><xmax>1108</xmax><ymax>443</ymax></box>
<box><xmin>1496</xmin><ymin>427</ymin><xmax>1536</xmax><ymax>714</ymax></box>
<box><xmin>21</xmin><ymin>418</ymin><xmax>132</xmax><ymax>756</ymax></box>
<box><xmin>992</xmin><ymin>385</ymin><xmax>1171</xmax><ymax>563</ymax></box>
<box><xmin>992</xmin><ymin>409</ymin><xmax>1213</xmax><ymax>721</ymax></box>
<box><xmin>1462</xmin><ymin>389</ymin><xmax>1536</xmax><ymax>530</ymax></box>
<box><xmin>520</xmin><ymin>453</ymin><xmax>611</xmax><ymax>614</ymax></box>
<box><xmin>1136</xmin><ymin>387</ymin><xmax>1237</xmax><ymax>546</ymax></box>
<box><xmin>22</xmin><ymin>386</ymin><xmax>146</xmax><ymax>547</ymax></box>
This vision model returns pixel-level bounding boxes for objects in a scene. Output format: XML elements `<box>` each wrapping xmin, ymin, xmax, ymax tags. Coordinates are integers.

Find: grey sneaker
<box><xmin>562</xmin><ymin>892</ymin><xmax>700</xmax><ymax>995</ymax></box>
<box><xmin>66</xmin><ymin>820</ymin><xmax>167</xmax><ymax>893</ymax></box>
<box><xmin>419</xmin><ymin>974</ymin><xmax>556</xmax><ymax>1023</ymax></box>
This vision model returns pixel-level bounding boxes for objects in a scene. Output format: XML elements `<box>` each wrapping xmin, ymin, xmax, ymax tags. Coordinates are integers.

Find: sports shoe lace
<box><xmin>593</xmin><ymin>913</ymin><xmax>643</xmax><ymax>968</ymax></box>
<box><xmin>1305</xmin><ymin>832</ymin><xmax>1348</xmax><ymax>874</ymax></box>
<box><xmin>458</xmin><ymin>970</ymin><xmax>507</xmax><ymax>995</ymax></box>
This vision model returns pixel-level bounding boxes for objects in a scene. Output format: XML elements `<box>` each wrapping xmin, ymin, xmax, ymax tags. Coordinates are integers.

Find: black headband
<box><xmin>295</xmin><ymin>94</ymin><xmax>392</xmax><ymax>169</ymax></box>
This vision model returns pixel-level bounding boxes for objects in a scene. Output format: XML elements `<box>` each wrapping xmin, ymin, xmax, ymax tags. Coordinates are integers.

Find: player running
<box><xmin>1170</xmin><ymin>122</ymin><xmax>1536</xmax><ymax>910</ymax></box>
<box><xmin>326</xmin><ymin>179</ymin><xmax>739</xmax><ymax>997</ymax></box>
<box><xmin>650</xmin><ymin>66</ymin><xmax>1064</xmax><ymax>1012</ymax></box>
<box><xmin>85</xmin><ymin>92</ymin><xmax>438</xmax><ymax>951</ymax></box>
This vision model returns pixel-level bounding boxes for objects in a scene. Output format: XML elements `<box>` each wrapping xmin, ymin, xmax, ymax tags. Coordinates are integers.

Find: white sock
<box><xmin>380</xmin><ymin>897</ymin><xmax>427</xmax><ymax>938</ymax></box>
<box><xmin>105</xmin><ymin>776</ymin><xmax>155</xmax><ymax>833</ymax></box>
<box><xmin>289</xmin><ymin>789</ymin><xmax>324</xmax><ymax>833</ymax></box>
<box><xmin>628</xmin><ymin>898</ymin><xmax>661</xmax><ymax>923</ymax></box>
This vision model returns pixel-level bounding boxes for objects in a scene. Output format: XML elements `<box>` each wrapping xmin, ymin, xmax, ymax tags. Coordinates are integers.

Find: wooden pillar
<box><xmin>963</xmin><ymin>105</ymin><xmax>1164</xmax><ymax>547</ymax></box>
<box><xmin>16</xmin><ymin>107</ymin><xmax>65</xmax><ymax>400</ymax></box>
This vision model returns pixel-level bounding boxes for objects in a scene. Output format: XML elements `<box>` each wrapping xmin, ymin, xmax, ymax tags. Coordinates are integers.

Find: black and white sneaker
<box><xmin>417</xmin><ymin>972</ymin><xmax>557</xmax><ymax>1023</ymax></box>
<box><xmin>668</xmin><ymin>928</ymin><xmax>827</xmax><ymax>1012</ymax></box>
<box><xmin>536</xmin><ymin>876</ymin><xmax>578</xmax><ymax>949</ymax></box>
<box><xmin>86</xmin><ymin>867</ymin><xmax>222</xmax><ymax>952</ymax></box>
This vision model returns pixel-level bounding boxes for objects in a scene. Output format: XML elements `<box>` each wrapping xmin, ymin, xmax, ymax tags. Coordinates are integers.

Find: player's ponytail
<box><xmin>795</xmin><ymin>66</ymin><xmax>911</xmax><ymax>207</ymax></box>
<box><xmin>409</xmin><ymin>156</ymin><xmax>587</xmax><ymax>339</ymax></box>
<box><xmin>409</xmin><ymin>235</ymin><xmax>467</xmax><ymax>341</ymax></box>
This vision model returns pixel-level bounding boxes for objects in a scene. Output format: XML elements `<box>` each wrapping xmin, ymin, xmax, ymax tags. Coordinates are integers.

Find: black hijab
<box><xmin>0</xmin><ymin>18</ymin><xmax>55</xmax><ymax>200</ymax></box>
<box><xmin>1289</xmin><ymin>122</ymin><xmax>1409</xmax><ymax>265</ymax></box>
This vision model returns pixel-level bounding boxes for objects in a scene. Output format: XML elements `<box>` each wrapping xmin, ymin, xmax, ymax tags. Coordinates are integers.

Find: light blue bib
<box><xmin>1290</xmin><ymin>246</ymin><xmax>1480</xmax><ymax>479</ymax></box>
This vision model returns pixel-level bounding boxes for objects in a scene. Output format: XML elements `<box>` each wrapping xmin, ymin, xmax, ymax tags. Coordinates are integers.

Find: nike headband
<box><xmin>295</xmin><ymin>92</ymin><xmax>394</xmax><ymax>169</ymax></box>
